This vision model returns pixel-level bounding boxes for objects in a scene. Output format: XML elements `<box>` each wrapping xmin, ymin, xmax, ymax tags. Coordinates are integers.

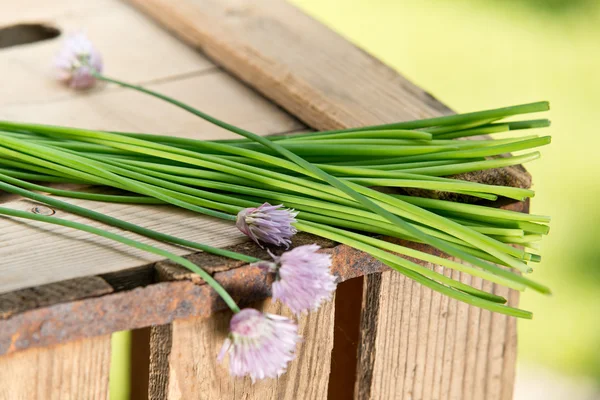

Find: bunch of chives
<box><xmin>0</xmin><ymin>34</ymin><xmax>554</xmax><ymax>323</ymax></box>
<box><xmin>0</xmin><ymin>98</ymin><xmax>551</xmax><ymax>317</ymax></box>
<box><xmin>0</xmin><ymin>30</ymin><xmax>554</xmax><ymax>383</ymax></box>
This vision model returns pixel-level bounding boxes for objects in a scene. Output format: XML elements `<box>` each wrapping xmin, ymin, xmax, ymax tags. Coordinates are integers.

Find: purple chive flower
<box><xmin>256</xmin><ymin>244</ymin><xmax>337</xmax><ymax>315</ymax></box>
<box><xmin>54</xmin><ymin>32</ymin><xmax>103</xmax><ymax>89</ymax></box>
<box><xmin>218</xmin><ymin>308</ymin><xmax>300</xmax><ymax>382</ymax></box>
<box><xmin>236</xmin><ymin>203</ymin><xmax>298</xmax><ymax>248</ymax></box>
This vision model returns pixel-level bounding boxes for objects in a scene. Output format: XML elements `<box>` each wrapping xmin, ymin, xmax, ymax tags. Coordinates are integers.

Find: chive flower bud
<box><xmin>236</xmin><ymin>203</ymin><xmax>298</xmax><ymax>248</ymax></box>
<box><xmin>218</xmin><ymin>309</ymin><xmax>300</xmax><ymax>382</ymax></box>
<box><xmin>256</xmin><ymin>244</ymin><xmax>337</xmax><ymax>315</ymax></box>
<box><xmin>54</xmin><ymin>32</ymin><xmax>103</xmax><ymax>89</ymax></box>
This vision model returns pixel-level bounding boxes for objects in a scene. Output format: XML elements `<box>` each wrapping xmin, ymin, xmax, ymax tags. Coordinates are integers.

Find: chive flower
<box><xmin>54</xmin><ymin>32</ymin><xmax>103</xmax><ymax>89</ymax></box>
<box><xmin>236</xmin><ymin>203</ymin><xmax>298</xmax><ymax>248</ymax></box>
<box><xmin>256</xmin><ymin>245</ymin><xmax>336</xmax><ymax>315</ymax></box>
<box><xmin>218</xmin><ymin>309</ymin><xmax>300</xmax><ymax>381</ymax></box>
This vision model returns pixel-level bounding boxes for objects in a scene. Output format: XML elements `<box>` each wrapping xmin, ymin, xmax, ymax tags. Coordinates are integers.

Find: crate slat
<box><xmin>0</xmin><ymin>334</ymin><xmax>111</xmax><ymax>400</ymax></box>
<box><xmin>149</xmin><ymin>297</ymin><xmax>335</xmax><ymax>399</ymax></box>
<box><xmin>0</xmin><ymin>0</ymin><xmax>303</xmax><ymax>295</ymax></box>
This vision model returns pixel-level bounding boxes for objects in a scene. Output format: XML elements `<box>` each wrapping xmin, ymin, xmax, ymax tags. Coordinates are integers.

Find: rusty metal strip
<box><xmin>0</xmin><ymin>201</ymin><xmax>527</xmax><ymax>356</ymax></box>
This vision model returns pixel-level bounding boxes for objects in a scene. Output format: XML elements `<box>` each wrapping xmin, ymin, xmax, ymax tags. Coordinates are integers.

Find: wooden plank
<box><xmin>0</xmin><ymin>73</ymin><xmax>300</xmax><ymax>294</ymax></box>
<box><xmin>448</xmin><ymin>270</ymin><xmax>472</xmax><ymax>399</ymax></box>
<box><xmin>0</xmin><ymin>196</ymin><xmax>244</xmax><ymax>295</ymax></box>
<box><xmin>354</xmin><ymin>273</ymin><xmax>382</xmax><ymax>400</ymax></box>
<box><xmin>0</xmin><ymin>209</ymin><xmax>525</xmax><ymax>358</ymax></box>
<box><xmin>420</xmin><ymin>265</ymin><xmax>444</xmax><ymax>400</ymax></box>
<box><xmin>0</xmin><ymin>71</ymin><xmax>302</xmax><ymax>138</ymax></box>
<box><xmin>411</xmin><ymin>267</ymin><xmax>434</xmax><ymax>400</ymax></box>
<box><xmin>125</xmin><ymin>0</ymin><xmax>452</xmax><ymax>130</ymax></box>
<box><xmin>486</xmin><ymin>282</ymin><xmax>512</xmax><ymax>400</ymax></box>
<box><xmin>0</xmin><ymin>276</ymin><xmax>112</xmax><ymax>319</ymax></box>
<box><xmin>366</xmin><ymin>270</ymin><xmax>412</xmax><ymax>398</ymax></box>
<box><xmin>500</xmin><ymin>287</ymin><xmax>519</xmax><ymax>400</ymax></box>
<box><xmin>0</xmin><ymin>234</ymin><xmax>340</xmax><ymax>356</ymax></box>
<box><xmin>149</xmin><ymin>296</ymin><xmax>335</xmax><ymax>399</ymax></box>
<box><xmin>149</xmin><ymin>325</ymin><xmax>172</xmax><ymax>400</ymax></box>
<box><xmin>0</xmin><ymin>0</ymin><xmax>304</xmax><ymax>295</ymax></box>
<box><xmin>0</xmin><ymin>67</ymin><xmax>303</xmax><ymax>295</ymax></box>
<box><xmin>356</xmin><ymin>269</ymin><xmax>520</xmax><ymax>400</ymax></box>
<box><xmin>461</xmin><ymin>276</ymin><xmax>484</xmax><ymax>400</ymax></box>
<box><xmin>0</xmin><ymin>334</ymin><xmax>111</xmax><ymax>400</ymax></box>
<box><xmin>0</xmin><ymin>0</ymin><xmax>215</xmax><ymax>104</ymax></box>
<box><xmin>125</xmin><ymin>0</ymin><xmax>530</xmax><ymax>191</ymax></box>
<box><xmin>473</xmin><ymin>278</ymin><xmax>495</xmax><ymax>399</ymax></box>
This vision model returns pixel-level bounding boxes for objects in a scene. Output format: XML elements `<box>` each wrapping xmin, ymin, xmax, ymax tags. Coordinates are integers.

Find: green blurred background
<box><xmin>110</xmin><ymin>0</ymin><xmax>600</xmax><ymax>397</ymax></box>
<box><xmin>292</xmin><ymin>0</ymin><xmax>600</xmax><ymax>391</ymax></box>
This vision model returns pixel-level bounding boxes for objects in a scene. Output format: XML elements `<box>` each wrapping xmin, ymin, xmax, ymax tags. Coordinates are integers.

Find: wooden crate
<box><xmin>0</xmin><ymin>0</ymin><xmax>525</xmax><ymax>399</ymax></box>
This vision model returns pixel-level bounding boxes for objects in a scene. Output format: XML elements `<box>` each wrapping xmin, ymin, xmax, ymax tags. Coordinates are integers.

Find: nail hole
<box><xmin>0</xmin><ymin>23</ymin><xmax>61</xmax><ymax>50</ymax></box>
<box><xmin>32</xmin><ymin>206</ymin><xmax>55</xmax><ymax>216</ymax></box>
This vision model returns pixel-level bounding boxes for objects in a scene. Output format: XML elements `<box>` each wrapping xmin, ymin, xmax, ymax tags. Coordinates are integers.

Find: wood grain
<box><xmin>126</xmin><ymin>0</ymin><xmax>453</xmax><ymax>131</ymax></box>
<box><xmin>149</xmin><ymin>325</ymin><xmax>173</xmax><ymax>400</ymax></box>
<box><xmin>150</xmin><ymin>297</ymin><xmax>335</xmax><ymax>399</ymax></box>
<box><xmin>0</xmin><ymin>0</ymin><xmax>214</xmax><ymax>105</ymax></box>
<box><xmin>0</xmin><ymin>197</ymin><xmax>245</xmax><ymax>294</ymax></box>
<box><xmin>0</xmin><ymin>334</ymin><xmax>111</xmax><ymax>400</ymax></box>
<box><xmin>125</xmin><ymin>0</ymin><xmax>530</xmax><ymax>184</ymax></box>
<box><xmin>356</xmin><ymin>268</ymin><xmax>520</xmax><ymax>400</ymax></box>
<box><xmin>0</xmin><ymin>276</ymin><xmax>112</xmax><ymax>319</ymax></box>
<box><xmin>0</xmin><ymin>70</ymin><xmax>302</xmax><ymax>138</ymax></box>
<box><xmin>0</xmin><ymin>0</ymin><xmax>303</xmax><ymax>295</ymax></box>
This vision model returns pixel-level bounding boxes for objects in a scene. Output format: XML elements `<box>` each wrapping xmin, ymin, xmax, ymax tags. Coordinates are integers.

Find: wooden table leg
<box><xmin>0</xmin><ymin>335</ymin><xmax>111</xmax><ymax>400</ymax></box>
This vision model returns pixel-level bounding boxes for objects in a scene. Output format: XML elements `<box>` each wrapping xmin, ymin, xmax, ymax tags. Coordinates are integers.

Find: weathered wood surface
<box><xmin>0</xmin><ymin>0</ymin><xmax>303</xmax><ymax>295</ymax></box>
<box><xmin>0</xmin><ymin>334</ymin><xmax>111</xmax><ymax>400</ymax></box>
<box><xmin>0</xmin><ymin>233</ymin><xmax>384</xmax><ymax>357</ymax></box>
<box><xmin>0</xmin><ymin>0</ymin><xmax>526</xmax><ymax>398</ymax></box>
<box><xmin>126</xmin><ymin>0</ymin><xmax>452</xmax><ymax>129</ymax></box>
<box><xmin>126</xmin><ymin>0</ymin><xmax>531</xmax><ymax>194</ymax></box>
<box><xmin>0</xmin><ymin>276</ymin><xmax>112</xmax><ymax>319</ymax></box>
<box><xmin>149</xmin><ymin>297</ymin><xmax>335</xmax><ymax>399</ymax></box>
<box><xmin>123</xmin><ymin>1</ymin><xmax>523</xmax><ymax>399</ymax></box>
<box><xmin>355</xmin><ymin>269</ymin><xmax>520</xmax><ymax>400</ymax></box>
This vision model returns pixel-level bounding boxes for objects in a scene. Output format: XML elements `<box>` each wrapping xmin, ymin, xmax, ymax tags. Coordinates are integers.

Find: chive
<box><xmin>280</xmin><ymin>129</ymin><xmax>433</xmax><ymax>141</ymax></box>
<box><xmin>433</xmin><ymin>123</ymin><xmax>510</xmax><ymax>139</ymax></box>
<box><xmin>0</xmin><ymin>206</ymin><xmax>241</xmax><ymax>313</ymax></box>
<box><xmin>375</xmin><ymin>257</ymin><xmax>533</xmax><ymax>319</ymax></box>
<box><xmin>395</xmin><ymin>195</ymin><xmax>551</xmax><ymax>223</ymax></box>
<box><xmin>81</xmin><ymin>77</ymin><xmax>540</xmax><ymax>275</ymax></box>
<box><xmin>268</xmin><ymin>101</ymin><xmax>549</xmax><ymax>136</ymax></box>
<box><xmin>0</xmin><ymin>137</ymin><xmax>239</xmax><ymax>221</ymax></box>
<box><xmin>296</xmin><ymin>221</ymin><xmax>509</xmax><ymax>303</ymax></box>
<box><xmin>397</xmin><ymin>152</ymin><xmax>541</xmax><ymax>176</ymax></box>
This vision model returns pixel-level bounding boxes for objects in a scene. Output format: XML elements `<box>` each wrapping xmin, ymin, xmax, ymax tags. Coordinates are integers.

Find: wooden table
<box><xmin>0</xmin><ymin>1</ymin><xmax>525</xmax><ymax>399</ymax></box>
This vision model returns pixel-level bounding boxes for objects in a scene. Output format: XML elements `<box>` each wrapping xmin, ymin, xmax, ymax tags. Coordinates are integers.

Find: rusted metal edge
<box><xmin>0</xmin><ymin>200</ymin><xmax>528</xmax><ymax>357</ymax></box>
<box><xmin>0</xmin><ymin>240</ymin><xmax>379</xmax><ymax>356</ymax></box>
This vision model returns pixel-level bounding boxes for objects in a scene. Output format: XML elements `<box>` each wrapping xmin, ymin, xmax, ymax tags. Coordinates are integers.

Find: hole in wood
<box><xmin>0</xmin><ymin>23</ymin><xmax>60</xmax><ymax>49</ymax></box>
<box><xmin>31</xmin><ymin>206</ymin><xmax>55</xmax><ymax>216</ymax></box>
